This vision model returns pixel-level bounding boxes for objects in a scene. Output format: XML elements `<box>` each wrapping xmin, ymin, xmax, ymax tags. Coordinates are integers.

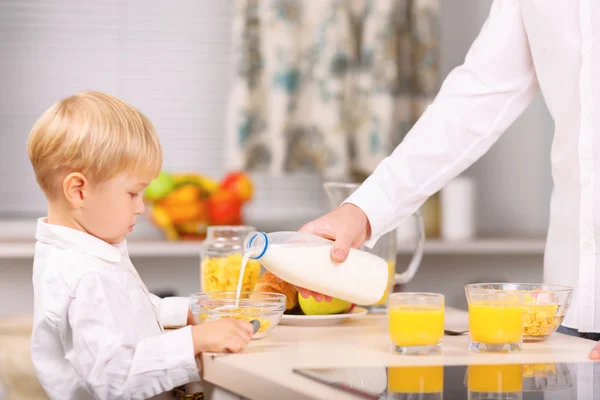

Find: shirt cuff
<box><xmin>343</xmin><ymin>182</ymin><xmax>395</xmax><ymax>248</ymax></box>
<box><xmin>162</xmin><ymin>326</ymin><xmax>201</xmax><ymax>386</ymax></box>
<box><xmin>160</xmin><ymin>297</ymin><xmax>190</xmax><ymax>328</ymax></box>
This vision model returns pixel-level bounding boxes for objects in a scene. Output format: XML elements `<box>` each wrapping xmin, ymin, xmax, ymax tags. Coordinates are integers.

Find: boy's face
<box><xmin>81</xmin><ymin>173</ymin><xmax>150</xmax><ymax>244</ymax></box>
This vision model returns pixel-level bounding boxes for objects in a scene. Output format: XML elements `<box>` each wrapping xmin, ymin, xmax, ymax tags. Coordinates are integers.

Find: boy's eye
<box><xmin>129</xmin><ymin>192</ymin><xmax>139</xmax><ymax>198</ymax></box>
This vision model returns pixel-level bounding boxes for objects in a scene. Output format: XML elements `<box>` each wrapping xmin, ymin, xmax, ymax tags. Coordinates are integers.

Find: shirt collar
<box><xmin>35</xmin><ymin>218</ymin><xmax>126</xmax><ymax>263</ymax></box>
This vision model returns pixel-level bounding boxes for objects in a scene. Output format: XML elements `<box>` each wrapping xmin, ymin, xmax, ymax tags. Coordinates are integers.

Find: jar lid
<box><xmin>203</xmin><ymin>225</ymin><xmax>256</xmax><ymax>252</ymax></box>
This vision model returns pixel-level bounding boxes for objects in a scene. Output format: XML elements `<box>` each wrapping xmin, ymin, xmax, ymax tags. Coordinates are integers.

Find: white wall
<box><xmin>0</xmin><ymin>1</ymin><xmax>553</xmax><ymax>317</ymax></box>
<box><xmin>0</xmin><ymin>0</ymin><xmax>329</xmax><ymax>226</ymax></box>
<box><xmin>0</xmin><ymin>0</ymin><xmax>554</xmax><ymax>236</ymax></box>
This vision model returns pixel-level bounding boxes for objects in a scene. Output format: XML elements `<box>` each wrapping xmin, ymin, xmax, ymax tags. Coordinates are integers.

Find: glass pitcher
<box><xmin>324</xmin><ymin>182</ymin><xmax>425</xmax><ymax>313</ymax></box>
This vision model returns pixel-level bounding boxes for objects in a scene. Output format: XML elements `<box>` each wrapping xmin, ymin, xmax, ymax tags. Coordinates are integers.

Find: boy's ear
<box><xmin>63</xmin><ymin>172</ymin><xmax>89</xmax><ymax>209</ymax></box>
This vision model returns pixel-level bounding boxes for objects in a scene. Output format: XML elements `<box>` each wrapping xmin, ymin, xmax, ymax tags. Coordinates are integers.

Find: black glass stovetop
<box><xmin>293</xmin><ymin>362</ymin><xmax>600</xmax><ymax>399</ymax></box>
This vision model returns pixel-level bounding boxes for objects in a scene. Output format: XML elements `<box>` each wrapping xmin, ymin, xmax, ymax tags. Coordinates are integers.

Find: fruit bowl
<box><xmin>145</xmin><ymin>171</ymin><xmax>254</xmax><ymax>240</ymax></box>
<box><xmin>465</xmin><ymin>283</ymin><xmax>573</xmax><ymax>343</ymax></box>
<box><xmin>189</xmin><ymin>292</ymin><xmax>286</xmax><ymax>339</ymax></box>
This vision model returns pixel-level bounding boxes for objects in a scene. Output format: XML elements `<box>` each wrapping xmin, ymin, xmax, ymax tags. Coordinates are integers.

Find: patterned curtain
<box><xmin>226</xmin><ymin>0</ymin><xmax>440</xmax><ymax>179</ymax></box>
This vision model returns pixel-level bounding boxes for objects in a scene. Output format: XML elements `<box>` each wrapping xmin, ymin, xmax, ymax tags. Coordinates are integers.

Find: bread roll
<box><xmin>254</xmin><ymin>271</ymin><xmax>298</xmax><ymax>310</ymax></box>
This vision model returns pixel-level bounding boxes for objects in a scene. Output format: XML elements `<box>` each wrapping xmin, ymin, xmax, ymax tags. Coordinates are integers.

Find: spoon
<box><xmin>444</xmin><ymin>329</ymin><xmax>469</xmax><ymax>336</ymax></box>
<box><xmin>250</xmin><ymin>319</ymin><xmax>261</xmax><ymax>334</ymax></box>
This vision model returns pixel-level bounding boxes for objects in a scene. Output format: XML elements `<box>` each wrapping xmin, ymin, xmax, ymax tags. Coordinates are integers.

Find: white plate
<box><xmin>279</xmin><ymin>307</ymin><xmax>369</xmax><ymax>326</ymax></box>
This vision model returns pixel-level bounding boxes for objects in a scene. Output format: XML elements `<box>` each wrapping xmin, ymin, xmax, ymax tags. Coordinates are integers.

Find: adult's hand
<box><xmin>295</xmin><ymin>203</ymin><xmax>371</xmax><ymax>302</ymax></box>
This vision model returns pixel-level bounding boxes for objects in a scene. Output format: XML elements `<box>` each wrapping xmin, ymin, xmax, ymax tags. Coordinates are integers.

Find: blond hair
<box><xmin>27</xmin><ymin>91</ymin><xmax>162</xmax><ymax>198</ymax></box>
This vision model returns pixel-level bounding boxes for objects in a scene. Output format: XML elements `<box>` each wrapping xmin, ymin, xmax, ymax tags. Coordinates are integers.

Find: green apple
<box><xmin>145</xmin><ymin>171</ymin><xmax>176</xmax><ymax>201</ymax></box>
<box><xmin>298</xmin><ymin>294</ymin><xmax>352</xmax><ymax>315</ymax></box>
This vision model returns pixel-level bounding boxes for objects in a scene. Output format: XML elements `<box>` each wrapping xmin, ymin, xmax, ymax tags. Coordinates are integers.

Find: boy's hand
<box><xmin>187</xmin><ymin>309</ymin><xmax>198</xmax><ymax>325</ymax></box>
<box><xmin>192</xmin><ymin>319</ymin><xmax>254</xmax><ymax>355</ymax></box>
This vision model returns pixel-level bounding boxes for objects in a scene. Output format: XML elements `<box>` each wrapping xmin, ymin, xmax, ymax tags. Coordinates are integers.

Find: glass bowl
<box><xmin>522</xmin><ymin>363</ymin><xmax>572</xmax><ymax>391</ymax></box>
<box><xmin>189</xmin><ymin>292</ymin><xmax>286</xmax><ymax>339</ymax></box>
<box><xmin>465</xmin><ymin>283</ymin><xmax>573</xmax><ymax>343</ymax></box>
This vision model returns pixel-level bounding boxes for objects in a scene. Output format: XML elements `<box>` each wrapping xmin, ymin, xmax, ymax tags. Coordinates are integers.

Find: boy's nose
<box><xmin>135</xmin><ymin>197</ymin><xmax>146</xmax><ymax>215</ymax></box>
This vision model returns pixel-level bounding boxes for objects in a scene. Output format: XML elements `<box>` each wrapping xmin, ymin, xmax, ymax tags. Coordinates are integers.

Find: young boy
<box><xmin>28</xmin><ymin>91</ymin><xmax>254</xmax><ymax>399</ymax></box>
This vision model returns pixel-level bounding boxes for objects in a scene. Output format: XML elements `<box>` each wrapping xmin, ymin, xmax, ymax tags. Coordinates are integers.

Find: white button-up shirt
<box><xmin>31</xmin><ymin>219</ymin><xmax>200</xmax><ymax>399</ymax></box>
<box><xmin>347</xmin><ymin>0</ymin><xmax>600</xmax><ymax>331</ymax></box>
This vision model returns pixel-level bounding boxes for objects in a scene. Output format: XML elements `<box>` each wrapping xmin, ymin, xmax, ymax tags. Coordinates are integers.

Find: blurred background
<box><xmin>0</xmin><ymin>0</ymin><xmax>554</xmax><ymax>397</ymax></box>
<box><xmin>0</xmin><ymin>0</ymin><xmax>554</xmax><ymax>308</ymax></box>
<box><xmin>0</xmin><ymin>0</ymin><xmax>555</xmax><ymax>357</ymax></box>
<box><xmin>0</xmin><ymin>0</ymin><xmax>553</xmax><ymax>313</ymax></box>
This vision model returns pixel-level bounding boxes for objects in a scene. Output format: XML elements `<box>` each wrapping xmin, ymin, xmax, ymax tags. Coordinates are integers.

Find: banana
<box><xmin>172</xmin><ymin>173</ymin><xmax>219</xmax><ymax>194</ymax></box>
<box><xmin>150</xmin><ymin>205</ymin><xmax>179</xmax><ymax>241</ymax></box>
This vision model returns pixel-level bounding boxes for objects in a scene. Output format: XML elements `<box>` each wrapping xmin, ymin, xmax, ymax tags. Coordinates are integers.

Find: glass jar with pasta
<box><xmin>200</xmin><ymin>226</ymin><xmax>262</xmax><ymax>293</ymax></box>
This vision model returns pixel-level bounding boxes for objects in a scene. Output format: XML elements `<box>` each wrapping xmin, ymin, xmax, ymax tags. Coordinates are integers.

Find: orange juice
<box><xmin>374</xmin><ymin>261</ymin><xmax>395</xmax><ymax>306</ymax></box>
<box><xmin>388</xmin><ymin>366</ymin><xmax>443</xmax><ymax>393</ymax></box>
<box><xmin>469</xmin><ymin>302</ymin><xmax>523</xmax><ymax>344</ymax></box>
<box><xmin>468</xmin><ymin>364</ymin><xmax>523</xmax><ymax>392</ymax></box>
<box><xmin>389</xmin><ymin>305</ymin><xmax>444</xmax><ymax>346</ymax></box>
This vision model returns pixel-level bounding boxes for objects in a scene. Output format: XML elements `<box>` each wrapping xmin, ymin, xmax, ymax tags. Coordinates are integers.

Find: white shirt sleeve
<box><xmin>67</xmin><ymin>273</ymin><xmax>200</xmax><ymax>400</ymax></box>
<box><xmin>344</xmin><ymin>0</ymin><xmax>539</xmax><ymax>246</ymax></box>
<box><xmin>149</xmin><ymin>294</ymin><xmax>190</xmax><ymax>328</ymax></box>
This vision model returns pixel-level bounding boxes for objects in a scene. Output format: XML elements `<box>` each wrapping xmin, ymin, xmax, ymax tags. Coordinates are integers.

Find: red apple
<box><xmin>207</xmin><ymin>188</ymin><xmax>244</xmax><ymax>225</ymax></box>
<box><xmin>220</xmin><ymin>171</ymin><xmax>254</xmax><ymax>203</ymax></box>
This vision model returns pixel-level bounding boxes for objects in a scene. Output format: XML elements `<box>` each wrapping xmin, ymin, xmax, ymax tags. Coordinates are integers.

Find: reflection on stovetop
<box><xmin>293</xmin><ymin>362</ymin><xmax>600</xmax><ymax>400</ymax></box>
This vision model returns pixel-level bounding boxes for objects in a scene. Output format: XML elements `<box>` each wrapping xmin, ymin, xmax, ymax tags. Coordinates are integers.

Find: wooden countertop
<box><xmin>201</xmin><ymin>308</ymin><xmax>597</xmax><ymax>400</ymax></box>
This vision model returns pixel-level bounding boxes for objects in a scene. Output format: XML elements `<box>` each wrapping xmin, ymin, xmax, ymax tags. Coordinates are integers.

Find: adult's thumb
<box><xmin>331</xmin><ymin>233</ymin><xmax>352</xmax><ymax>263</ymax></box>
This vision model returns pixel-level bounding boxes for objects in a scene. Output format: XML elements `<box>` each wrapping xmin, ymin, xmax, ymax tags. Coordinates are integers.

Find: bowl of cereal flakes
<box><xmin>520</xmin><ymin>284</ymin><xmax>573</xmax><ymax>342</ymax></box>
<box><xmin>189</xmin><ymin>292</ymin><xmax>286</xmax><ymax>339</ymax></box>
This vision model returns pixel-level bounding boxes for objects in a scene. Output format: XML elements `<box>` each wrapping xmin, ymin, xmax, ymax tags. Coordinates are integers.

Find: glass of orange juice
<box><xmin>465</xmin><ymin>284</ymin><xmax>525</xmax><ymax>353</ymax></box>
<box><xmin>467</xmin><ymin>364</ymin><xmax>523</xmax><ymax>400</ymax></box>
<box><xmin>389</xmin><ymin>293</ymin><xmax>444</xmax><ymax>355</ymax></box>
<box><xmin>388</xmin><ymin>366</ymin><xmax>443</xmax><ymax>399</ymax></box>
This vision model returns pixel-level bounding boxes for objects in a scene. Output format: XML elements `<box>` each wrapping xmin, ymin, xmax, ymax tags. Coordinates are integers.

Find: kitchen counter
<box><xmin>0</xmin><ymin>216</ymin><xmax>547</xmax><ymax>259</ymax></box>
<box><xmin>0</xmin><ymin>238</ymin><xmax>546</xmax><ymax>259</ymax></box>
<box><xmin>200</xmin><ymin>308</ymin><xmax>598</xmax><ymax>400</ymax></box>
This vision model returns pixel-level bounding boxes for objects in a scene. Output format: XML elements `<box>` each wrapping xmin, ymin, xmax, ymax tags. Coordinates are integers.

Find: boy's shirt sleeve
<box><xmin>149</xmin><ymin>294</ymin><xmax>190</xmax><ymax>328</ymax></box>
<box><xmin>67</xmin><ymin>273</ymin><xmax>200</xmax><ymax>400</ymax></box>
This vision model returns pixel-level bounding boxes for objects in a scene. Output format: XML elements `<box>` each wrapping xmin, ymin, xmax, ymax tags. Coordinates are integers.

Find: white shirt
<box><xmin>347</xmin><ymin>0</ymin><xmax>600</xmax><ymax>331</ymax></box>
<box><xmin>31</xmin><ymin>219</ymin><xmax>200</xmax><ymax>399</ymax></box>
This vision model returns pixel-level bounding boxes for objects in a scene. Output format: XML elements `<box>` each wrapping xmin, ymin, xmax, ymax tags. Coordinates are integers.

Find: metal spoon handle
<box><xmin>250</xmin><ymin>319</ymin><xmax>261</xmax><ymax>334</ymax></box>
<box><xmin>444</xmin><ymin>329</ymin><xmax>469</xmax><ymax>336</ymax></box>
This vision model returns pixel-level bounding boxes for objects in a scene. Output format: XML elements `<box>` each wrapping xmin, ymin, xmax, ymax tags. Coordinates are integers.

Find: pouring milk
<box><xmin>239</xmin><ymin>231</ymin><xmax>388</xmax><ymax>305</ymax></box>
